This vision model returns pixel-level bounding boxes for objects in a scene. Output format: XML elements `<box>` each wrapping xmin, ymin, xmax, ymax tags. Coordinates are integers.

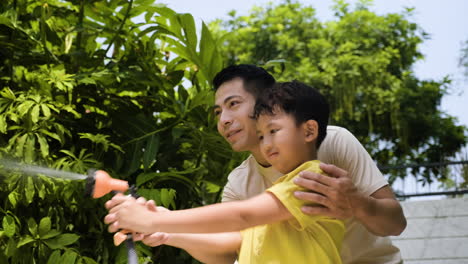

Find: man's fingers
<box><xmin>319</xmin><ymin>163</ymin><xmax>348</xmax><ymax>178</ymax></box>
<box><xmin>142</xmin><ymin>232</ymin><xmax>169</xmax><ymax>247</ymax></box>
<box><xmin>294</xmin><ymin>191</ymin><xmax>332</xmax><ymax>208</ymax></box>
<box><xmin>294</xmin><ymin>174</ymin><xmax>333</xmax><ymax>195</ymax></box>
<box><xmin>297</xmin><ymin>170</ymin><xmax>335</xmax><ymax>187</ymax></box>
<box><xmin>301</xmin><ymin>205</ymin><xmax>332</xmax><ymax>217</ymax></box>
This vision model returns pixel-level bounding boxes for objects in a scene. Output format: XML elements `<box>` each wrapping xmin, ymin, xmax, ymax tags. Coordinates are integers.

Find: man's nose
<box><xmin>219</xmin><ymin>111</ymin><xmax>233</xmax><ymax>126</ymax></box>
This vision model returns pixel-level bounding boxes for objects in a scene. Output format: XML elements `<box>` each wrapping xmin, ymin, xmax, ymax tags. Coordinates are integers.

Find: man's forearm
<box><xmin>166</xmin><ymin>233</ymin><xmax>240</xmax><ymax>264</ymax></box>
<box><xmin>354</xmin><ymin>191</ymin><xmax>406</xmax><ymax>236</ymax></box>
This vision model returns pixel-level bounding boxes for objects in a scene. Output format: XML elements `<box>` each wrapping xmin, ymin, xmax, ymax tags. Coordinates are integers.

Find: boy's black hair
<box><xmin>253</xmin><ymin>81</ymin><xmax>330</xmax><ymax>148</ymax></box>
<box><xmin>212</xmin><ymin>64</ymin><xmax>275</xmax><ymax>98</ymax></box>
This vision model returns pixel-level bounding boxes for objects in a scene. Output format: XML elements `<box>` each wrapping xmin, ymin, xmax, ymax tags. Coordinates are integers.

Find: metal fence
<box><xmin>380</xmin><ymin>160</ymin><xmax>468</xmax><ymax>200</ymax></box>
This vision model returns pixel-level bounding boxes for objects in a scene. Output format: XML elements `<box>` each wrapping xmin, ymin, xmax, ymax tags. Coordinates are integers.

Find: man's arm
<box><xmin>104</xmin><ymin>192</ymin><xmax>291</xmax><ymax>234</ymax></box>
<box><xmin>138</xmin><ymin>232</ymin><xmax>240</xmax><ymax>264</ymax></box>
<box><xmin>293</xmin><ymin>163</ymin><xmax>406</xmax><ymax>236</ymax></box>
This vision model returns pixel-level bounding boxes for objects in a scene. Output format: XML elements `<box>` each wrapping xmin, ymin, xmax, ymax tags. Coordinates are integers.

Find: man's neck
<box><xmin>250</xmin><ymin>146</ymin><xmax>271</xmax><ymax>168</ymax></box>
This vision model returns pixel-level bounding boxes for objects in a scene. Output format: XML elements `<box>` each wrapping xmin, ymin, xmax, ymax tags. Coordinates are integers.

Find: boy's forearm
<box><xmin>147</xmin><ymin>193</ymin><xmax>290</xmax><ymax>234</ymax></box>
<box><xmin>165</xmin><ymin>233</ymin><xmax>240</xmax><ymax>264</ymax></box>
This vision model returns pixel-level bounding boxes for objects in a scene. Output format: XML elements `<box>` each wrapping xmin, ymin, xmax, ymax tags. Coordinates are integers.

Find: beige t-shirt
<box><xmin>222</xmin><ymin>126</ymin><xmax>402</xmax><ymax>264</ymax></box>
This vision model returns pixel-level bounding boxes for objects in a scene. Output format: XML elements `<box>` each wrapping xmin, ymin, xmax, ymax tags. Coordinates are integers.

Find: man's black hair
<box><xmin>212</xmin><ymin>64</ymin><xmax>275</xmax><ymax>98</ymax></box>
<box><xmin>253</xmin><ymin>81</ymin><xmax>330</xmax><ymax>148</ymax></box>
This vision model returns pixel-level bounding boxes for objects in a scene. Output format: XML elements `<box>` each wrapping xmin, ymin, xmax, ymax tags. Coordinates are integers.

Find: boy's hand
<box><xmin>293</xmin><ymin>163</ymin><xmax>363</xmax><ymax>219</ymax></box>
<box><xmin>132</xmin><ymin>198</ymin><xmax>171</xmax><ymax>247</ymax></box>
<box><xmin>104</xmin><ymin>194</ymin><xmax>157</xmax><ymax>234</ymax></box>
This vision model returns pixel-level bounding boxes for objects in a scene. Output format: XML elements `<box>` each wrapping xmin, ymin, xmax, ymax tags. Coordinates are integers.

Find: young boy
<box><xmin>105</xmin><ymin>81</ymin><xmax>344</xmax><ymax>263</ymax></box>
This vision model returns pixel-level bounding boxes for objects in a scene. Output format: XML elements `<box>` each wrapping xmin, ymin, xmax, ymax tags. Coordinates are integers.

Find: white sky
<box><xmin>159</xmin><ymin>0</ymin><xmax>468</xmax><ymax>129</ymax></box>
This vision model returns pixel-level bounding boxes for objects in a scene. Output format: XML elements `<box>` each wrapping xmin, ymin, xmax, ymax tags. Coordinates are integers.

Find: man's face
<box><xmin>214</xmin><ymin>78</ymin><xmax>259</xmax><ymax>152</ymax></box>
<box><xmin>256</xmin><ymin>111</ymin><xmax>310</xmax><ymax>174</ymax></box>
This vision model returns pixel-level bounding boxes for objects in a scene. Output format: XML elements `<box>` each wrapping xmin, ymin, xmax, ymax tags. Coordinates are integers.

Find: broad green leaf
<box><xmin>2</xmin><ymin>215</ymin><xmax>16</xmax><ymax>237</ymax></box>
<box><xmin>179</xmin><ymin>13</ymin><xmax>197</xmax><ymax>50</ymax></box>
<box><xmin>8</xmin><ymin>191</ymin><xmax>19</xmax><ymax>207</ymax></box>
<box><xmin>41</xmin><ymin>229</ymin><xmax>61</xmax><ymax>239</ymax></box>
<box><xmin>27</xmin><ymin>217</ymin><xmax>38</xmax><ymax>237</ymax></box>
<box><xmin>41</xmin><ymin>103</ymin><xmax>51</xmax><ymax>118</ymax></box>
<box><xmin>47</xmin><ymin>250</ymin><xmax>62</xmax><ymax>264</ymax></box>
<box><xmin>5</xmin><ymin>238</ymin><xmax>17</xmax><ymax>257</ymax></box>
<box><xmin>31</xmin><ymin>104</ymin><xmax>40</xmax><ymax>123</ymax></box>
<box><xmin>160</xmin><ymin>188</ymin><xmax>176</xmax><ymax>208</ymax></box>
<box><xmin>36</xmin><ymin>134</ymin><xmax>50</xmax><ymax>158</ymax></box>
<box><xmin>17</xmin><ymin>235</ymin><xmax>35</xmax><ymax>247</ymax></box>
<box><xmin>43</xmin><ymin>233</ymin><xmax>80</xmax><ymax>249</ymax></box>
<box><xmin>38</xmin><ymin>217</ymin><xmax>51</xmax><ymax>237</ymax></box>
<box><xmin>61</xmin><ymin>250</ymin><xmax>78</xmax><ymax>264</ymax></box>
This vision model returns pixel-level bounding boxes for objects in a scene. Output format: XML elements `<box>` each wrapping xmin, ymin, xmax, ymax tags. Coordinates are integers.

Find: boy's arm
<box><xmin>105</xmin><ymin>192</ymin><xmax>291</xmax><ymax>234</ymax></box>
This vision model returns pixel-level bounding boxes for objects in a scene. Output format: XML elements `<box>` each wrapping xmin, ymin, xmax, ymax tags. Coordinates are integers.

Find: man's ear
<box><xmin>304</xmin><ymin>120</ymin><xmax>318</xmax><ymax>142</ymax></box>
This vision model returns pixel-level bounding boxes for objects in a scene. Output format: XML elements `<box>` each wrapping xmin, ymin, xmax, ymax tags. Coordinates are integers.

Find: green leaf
<box><xmin>160</xmin><ymin>188</ymin><xmax>176</xmax><ymax>208</ymax></box>
<box><xmin>61</xmin><ymin>249</ymin><xmax>78</xmax><ymax>264</ymax></box>
<box><xmin>38</xmin><ymin>217</ymin><xmax>51</xmax><ymax>237</ymax></box>
<box><xmin>31</xmin><ymin>104</ymin><xmax>40</xmax><ymax>123</ymax></box>
<box><xmin>27</xmin><ymin>217</ymin><xmax>38</xmax><ymax>237</ymax></box>
<box><xmin>5</xmin><ymin>238</ymin><xmax>17</xmax><ymax>257</ymax></box>
<box><xmin>143</xmin><ymin>134</ymin><xmax>159</xmax><ymax>170</ymax></box>
<box><xmin>47</xmin><ymin>250</ymin><xmax>62</xmax><ymax>264</ymax></box>
<box><xmin>8</xmin><ymin>191</ymin><xmax>19</xmax><ymax>207</ymax></box>
<box><xmin>43</xmin><ymin>233</ymin><xmax>80</xmax><ymax>249</ymax></box>
<box><xmin>3</xmin><ymin>215</ymin><xmax>16</xmax><ymax>237</ymax></box>
<box><xmin>17</xmin><ymin>235</ymin><xmax>35</xmax><ymax>247</ymax></box>
<box><xmin>41</xmin><ymin>229</ymin><xmax>61</xmax><ymax>239</ymax></box>
<box><xmin>25</xmin><ymin>175</ymin><xmax>35</xmax><ymax>204</ymax></box>
<box><xmin>41</xmin><ymin>103</ymin><xmax>51</xmax><ymax>118</ymax></box>
<box><xmin>37</xmin><ymin>134</ymin><xmax>50</xmax><ymax>158</ymax></box>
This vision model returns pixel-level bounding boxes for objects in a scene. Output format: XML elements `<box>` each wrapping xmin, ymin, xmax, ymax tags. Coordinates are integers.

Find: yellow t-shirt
<box><xmin>238</xmin><ymin>160</ymin><xmax>345</xmax><ymax>264</ymax></box>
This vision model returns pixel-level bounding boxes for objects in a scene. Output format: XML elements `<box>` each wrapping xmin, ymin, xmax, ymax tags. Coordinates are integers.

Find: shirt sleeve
<box><xmin>267</xmin><ymin>162</ymin><xmax>337</xmax><ymax>230</ymax></box>
<box><xmin>328</xmin><ymin>127</ymin><xmax>388</xmax><ymax>196</ymax></box>
<box><xmin>221</xmin><ymin>179</ymin><xmax>241</xmax><ymax>202</ymax></box>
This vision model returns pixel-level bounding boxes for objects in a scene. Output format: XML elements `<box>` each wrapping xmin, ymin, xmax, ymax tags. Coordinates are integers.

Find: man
<box><xmin>212</xmin><ymin>64</ymin><xmax>406</xmax><ymax>263</ymax></box>
<box><xmin>109</xmin><ymin>64</ymin><xmax>406</xmax><ymax>263</ymax></box>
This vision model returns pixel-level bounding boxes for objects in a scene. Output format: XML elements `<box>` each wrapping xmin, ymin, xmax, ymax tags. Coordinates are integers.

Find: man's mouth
<box><xmin>226</xmin><ymin>129</ymin><xmax>241</xmax><ymax>140</ymax></box>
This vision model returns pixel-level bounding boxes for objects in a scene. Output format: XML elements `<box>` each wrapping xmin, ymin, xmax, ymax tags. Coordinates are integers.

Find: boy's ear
<box><xmin>303</xmin><ymin>120</ymin><xmax>318</xmax><ymax>142</ymax></box>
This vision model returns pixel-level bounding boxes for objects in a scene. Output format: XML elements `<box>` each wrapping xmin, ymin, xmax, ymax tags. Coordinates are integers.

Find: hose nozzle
<box><xmin>85</xmin><ymin>170</ymin><xmax>129</xmax><ymax>198</ymax></box>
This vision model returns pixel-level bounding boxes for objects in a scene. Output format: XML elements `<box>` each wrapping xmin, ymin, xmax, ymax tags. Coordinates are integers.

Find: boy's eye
<box><xmin>258</xmin><ymin>135</ymin><xmax>264</xmax><ymax>141</ymax></box>
<box><xmin>270</xmin><ymin>129</ymin><xmax>278</xmax><ymax>134</ymax></box>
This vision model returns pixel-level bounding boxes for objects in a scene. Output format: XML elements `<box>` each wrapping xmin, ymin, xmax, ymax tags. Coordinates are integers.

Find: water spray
<box><xmin>0</xmin><ymin>160</ymin><xmax>139</xmax><ymax>264</ymax></box>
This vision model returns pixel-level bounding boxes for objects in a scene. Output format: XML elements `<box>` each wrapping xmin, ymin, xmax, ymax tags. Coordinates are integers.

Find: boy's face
<box><xmin>256</xmin><ymin>111</ymin><xmax>312</xmax><ymax>174</ymax></box>
<box><xmin>214</xmin><ymin>78</ymin><xmax>259</xmax><ymax>152</ymax></box>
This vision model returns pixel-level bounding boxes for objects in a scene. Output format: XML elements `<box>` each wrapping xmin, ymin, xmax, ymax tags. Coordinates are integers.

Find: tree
<box><xmin>210</xmin><ymin>0</ymin><xmax>467</xmax><ymax>183</ymax></box>
<box><xmin>0</xmin><ymin>0</ymin><xmax>241</xmax><ymax>263</ymax></box>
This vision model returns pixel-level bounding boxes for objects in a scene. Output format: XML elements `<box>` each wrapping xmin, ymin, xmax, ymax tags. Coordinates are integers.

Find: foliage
<box><xmin>0</xmin><ymin>0</ymin><xmax>243</xmax><ymax>263</ymax></box>
<box><xmin>210</xmin><ymin>0</ymin><xmax>467</xmax><ymax>183</ymax></box>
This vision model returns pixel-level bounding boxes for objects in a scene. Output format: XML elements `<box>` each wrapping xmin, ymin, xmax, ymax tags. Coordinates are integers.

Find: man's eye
<box><xmin>214</xmin><ymin>110</ymin><xmax>221</xmax><ymax>116</ymax></box>
<box><xmin>229</xmin><ymin>101</ymin><xmax>239</xmax><ymax>107</ymax></box>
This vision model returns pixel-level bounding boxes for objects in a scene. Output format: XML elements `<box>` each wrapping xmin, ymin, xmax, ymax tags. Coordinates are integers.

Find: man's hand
<box><xmin>293</xmin><ymin>163</ymin><xmax>364</xmax><ymax>219</ymax></box>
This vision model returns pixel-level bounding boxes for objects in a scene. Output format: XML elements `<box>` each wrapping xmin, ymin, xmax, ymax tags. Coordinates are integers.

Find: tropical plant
<box><xmin>0</xmin><ymin>0</ymin><xmax>242</xmax><ymax>263</ymax></box>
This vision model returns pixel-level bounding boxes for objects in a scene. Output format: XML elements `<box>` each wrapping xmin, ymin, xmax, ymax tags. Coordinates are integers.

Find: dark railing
<box><xmin>379</xmin><ymin>160</ymin><xmax>468</xmax><ymax>200</ymax></box>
